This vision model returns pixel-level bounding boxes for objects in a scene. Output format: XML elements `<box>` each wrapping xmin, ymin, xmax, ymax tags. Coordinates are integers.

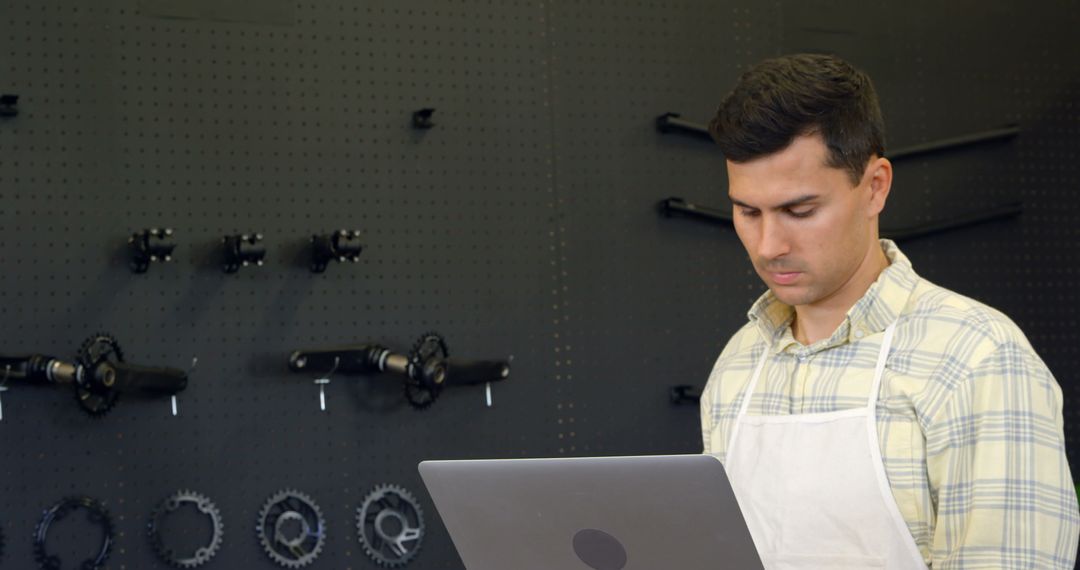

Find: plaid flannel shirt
<box><xmin>701</xmin><ymin>239</ymin><xmax>1079</xmax><ymax>568</ymax></box>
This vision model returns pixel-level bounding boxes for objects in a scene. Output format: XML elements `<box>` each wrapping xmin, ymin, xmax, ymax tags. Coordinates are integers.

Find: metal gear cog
<box><xmin>148</xmin><ymin>490</ymin><xmax>224</xmax><ymax>568</ymax></box>
<box><xmin>404</xmin><ymin>332</ymin><xmax>448</xmax><ymax>410</ymax></box>
<box><xmin>255</xmin><ymin>489</ymin><xmax>326</xmax><ymax>568</ymax></box>
<box><xmin>356</xmin><ymin>483</ymin><xmax>425</xmax><ymax>568</ymax></box>
<box><xmin>74</xmin><ymin>332</ymin><xmax>124</xmax><ymax>416</ymax></box>
<box><xmin>33</xmin><ymin>496</ymin><xmax>114</xmax><ymax>570</ymax></box>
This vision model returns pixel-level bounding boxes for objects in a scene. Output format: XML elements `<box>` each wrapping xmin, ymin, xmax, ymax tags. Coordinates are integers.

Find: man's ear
<box><xmin>865</xmin><ymin>156</ymin><xmax>892</xmax><ymax>217</ymax></box>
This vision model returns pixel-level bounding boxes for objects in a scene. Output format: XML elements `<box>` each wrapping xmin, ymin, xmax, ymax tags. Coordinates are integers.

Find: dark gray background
<box><xmin>1</xmin><ymin>0</ymin><xmax>1077</xmax><ymax>568</ymax></box>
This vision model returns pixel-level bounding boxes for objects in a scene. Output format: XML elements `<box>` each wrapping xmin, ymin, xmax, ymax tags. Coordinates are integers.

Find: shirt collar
<box><xmin>747</xmin><ymin>239</ymin><xmax>919</xmax><ymax>354</ymax></box>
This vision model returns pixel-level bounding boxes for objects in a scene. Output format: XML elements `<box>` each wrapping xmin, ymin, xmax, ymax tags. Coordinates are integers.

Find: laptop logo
<box><xmin>572</xmin><ymin>528</ymin><xmax>627</xmax><ymax>570</ymax></box>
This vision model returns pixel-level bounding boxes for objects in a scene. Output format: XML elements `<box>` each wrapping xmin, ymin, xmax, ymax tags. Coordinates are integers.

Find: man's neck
<box><xmin>791</xmin><ymin>242</ymin><xmax>891</xmax><ymax>345</ymax></box>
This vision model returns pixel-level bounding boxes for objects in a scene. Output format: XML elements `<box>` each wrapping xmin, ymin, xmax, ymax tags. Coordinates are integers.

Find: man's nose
<box><xmin>757</xmin><ymin>215</ymin><xmax>790</xmax><ymax>260</ymax></box>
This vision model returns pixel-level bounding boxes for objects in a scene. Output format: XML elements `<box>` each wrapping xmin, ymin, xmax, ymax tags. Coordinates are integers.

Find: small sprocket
<box><xmin>148</xmin><ymin>490</ymin><xmax>224</xmax><ymax>568</ymax></box>
<box><xmin>255</xmin><ymin>489</ymin><xmax>326</xmax><ymax>568</ymax></box>
<box><xmin>74</xmin><ymin>332</ymin><xmax>124</xmax><ymax>416</ymax></box>
<box><xmin>404</xmin><ymin>332</ymin><xmax>448</xmax><ymax>409</ymax></box>
<box><xmin>356</xmin><ymin>483</ymin><xmax>425</xmax><ymax>567</ymax></box>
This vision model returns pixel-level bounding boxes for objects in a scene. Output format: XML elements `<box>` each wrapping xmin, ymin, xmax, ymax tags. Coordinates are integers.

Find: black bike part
<box><xmin>129</xmin><ymin>228</ymin><xmax>177</xmax><ymax>274</ymax></box>
<box><xmin>99</xmin><ymin>361</ymin><xmax>188</xmax><ymax>395</ymax></box>
<box><xmin>310</xmin><ymin>229</ymin><xmax>363</xmax><ymax>273</ymax></box>
<box><xmin>408</xmin><ymin>332</ymin><xmax>449</xmax><ymax>390</ymax></box>
<box><xmin>75</xmin><ymin>387</ymin><xmax>119</xmax><ymax>416</ymax></box>
<box><xmin>74</xmin><ymin>333</ymin><xmax>125</xmax><ymax>416</ymax></box>
<box><xmin>404</xmin><ymin>377</ymin><xmax>439</xmax><ymax>410</ymax></box>
<box><xmin>356</xmin><ymin>484</ymin><xmax>425</xmax><ymax>568</ymax></box>
<box><xmin>403</xmin><ymin>333</ymin><xmax>450</xmax><ymax>409</ymax></box>
<box><xmin>443</xmin><ymin>359</ymin><xmax>511</xmax><ymax>387</ymax></box>
<box><xmin>222</xmin><ymin>233</ymin><xmax>266</xmax><ymax>273</ymax></box>
<box><xmin>0</xmin><ymin>354</ymin><xmax>60</xmax><ymax>383</ymax></box>
<box><xmin>287</xmin><ymin>345</ymin><xmax>387</xmax><ymax>374</ymax></box>
<box><xmin>149</xmin><ymin>490</ymin><xmax>225</xmax><ymax>569</ymax></box>
<box><xmin>33</xmin><ymin>496</ymin><xmax>114</xmax><ymax>570</ymax></box>
<box><xmin>256</xmin><ymin>489</ymin><xmax>326</xmax><ymax>568</ymax></box>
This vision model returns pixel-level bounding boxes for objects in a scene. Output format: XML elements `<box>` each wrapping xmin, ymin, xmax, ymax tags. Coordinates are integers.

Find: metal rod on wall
<box><xmin>654</xmin><ymin>113</ymin><xmax>1022</xmax><ymax>162</ymax></box>
<box><xmin>655</xmin><ymin>113</ymin><xmax>713</xmax><ymax>141</ymax></box>
<box><xmin>886</xmin><ymin>124</ymin><xmax>1021</xmax><ymax>160</ymax></box>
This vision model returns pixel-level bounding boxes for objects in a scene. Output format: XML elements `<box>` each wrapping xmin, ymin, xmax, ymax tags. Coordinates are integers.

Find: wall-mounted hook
<box><xmin>129</xmin><ymin>228</ymin><xmax>177</xmax><ymax>274</ymax></box>
<box><xmin>172</xmin><ymin>356</ymin><xmax>197</xmax><ymax>417</ymax></box>
<box><xmin>311</xmin><ymin>230</ymin><xmax>363</xmax><ymax>273</ymax></box>
<box><xmin>222</xmin><ymin>233</ymin><xmax>266</xmax><ymax>273</ymax></box>
<box><xmin>412</xmin><ymin>108</ymin><xmax>435</xmax><ymax>129</ymax></box>
<box><xmin>0</xmin><ymin>94</ymin><xmax>18</xmax><ymax>118</ymax></box>
<box><xmin>655</xmin><ymin>112</ymin><xmax>712</xmax><ymax>140</ymax></box>
<box><xmin>670</xmin><ymin>384</ymin><xmax>701</xmax><ymax>405</ymax></box>
<box><xmin>314</xmin><ymin>356</ymin><xmax>339</xmax><ymax>412</ymax></box>
<box><xmin>0</xmin><ymin>364</ymin><xmax>11</xmax><ymax>420</ymax></box>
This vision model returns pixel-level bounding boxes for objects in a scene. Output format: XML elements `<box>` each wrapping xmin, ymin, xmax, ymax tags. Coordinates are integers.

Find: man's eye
<box><xmin>788</xmin><ymin>208</ymin><xmax>815</xmax><ymax>218</ymax></box>
<box><xmin>738</xmin><ymin>208</ymin><xmax>760</xmax><ymax>218</ymax></box>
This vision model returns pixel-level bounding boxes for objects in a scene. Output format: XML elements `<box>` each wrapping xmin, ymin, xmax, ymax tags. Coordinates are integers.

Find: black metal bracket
<box><xmin>412</xmin><ymin>108</ymin><xmax>435</xmax><ymax>129</ymax></box>
<box><xmin>888</xmin><ymin>124</ymin><xmax>1020</xmax><ymax>161</ymax></box>
<box><xmin>222</xmin><ymin>233</ymin><xmax>266</xmax><ymax>273</ymax></box>
<box><xmin>660</xmin><ymin>197</ymin><xmax>732</xmax><ymax>223</ymax></box>
<box><xmin>129</xmin><ymin>228</ymin><xmax>177</xmax><ymax>274</ymax></box>
<box><xmin>655</xmin><ymin>112</ymin><xmax>712</xmax><ymax>141</ymax></box>
<box><xmin>881</xmin><ymin>201</ymin><xmax>1023</xmax><ymax>241</ymax></box>
<box><xmin>0</xmin><ymin>94</ymin><xmax>18</xmax><ymax>117</ymax></box>
<box><xmin>310</xmin><ymin>229</ymin><xmax>363</xmax><ymax>273</ymax></box>
<box><xmin>655</xmin><ymin>112</ymin><xmax>1021</xmax><ymax>162</ymax></box>
<box><xmin>670</xmin><ymin>384</ymin><xmax>701</xmax><ymax>405</ymax></box>
<box><xmin>660</xmin><ymin>197</ymin><xmax>1023</xmax><ymax>242</ymax></box>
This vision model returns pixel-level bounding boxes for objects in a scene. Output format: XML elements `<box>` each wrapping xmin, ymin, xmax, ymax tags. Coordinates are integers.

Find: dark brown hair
<box><xmin>708</xmin><ymin>54</ymin><xmax>885</xmax><ymax>186</ymax></box>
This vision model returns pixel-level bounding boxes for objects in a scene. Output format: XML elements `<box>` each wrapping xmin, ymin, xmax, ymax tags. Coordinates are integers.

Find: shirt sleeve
<box><xmin>925</xmin><ymin>340</ymin><xmax>1080</xmax><ymax>569</ymax></box>
<box><xmin>701</xmin><ymin>375</ymin><xmax>715</xmax><ymax>453</ymax></box>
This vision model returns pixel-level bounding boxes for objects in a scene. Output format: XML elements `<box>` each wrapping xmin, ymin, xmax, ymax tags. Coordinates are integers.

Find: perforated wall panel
<box><xmin>1</xmin><ymin>1</ymin><xmax>1077</xmax><ymax>568</ymax></box>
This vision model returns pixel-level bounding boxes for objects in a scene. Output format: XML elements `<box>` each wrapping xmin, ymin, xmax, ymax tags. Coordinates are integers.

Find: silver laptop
<box><xmin>418</xmin><ymin>454</ymin><xmax>762</xmax><ymax>569</ymax></box>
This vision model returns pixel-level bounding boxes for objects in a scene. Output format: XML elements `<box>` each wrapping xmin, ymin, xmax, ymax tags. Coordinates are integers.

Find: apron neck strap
<box><xmin>726</xmin><ymin>342</ymin><xmax>772</xmax><ymax>452</ymax></box>
<box><xmin>866</xmin><ymin>320</ymin><xmax>898</xmax><ymax>412</ymax></box>
<box><xmin>737</xmin><ymin>343</ymin><xmax>771</xmax><ymax>419</ymax></box>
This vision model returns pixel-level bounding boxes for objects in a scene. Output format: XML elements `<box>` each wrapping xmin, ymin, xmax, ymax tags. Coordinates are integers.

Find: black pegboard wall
<box><xmin>545</xmin><ymin>0</ymin><xmax>782</xmax><ymax>457</ymax></box>
<box><xmin>2</xmin><ymin>1</ymin><xmax>1079</xmax><ymax>569</ymax></box>
<box><xmin>2</xmin><ymin>2</ymin><xmax>559</xmax><ymax>568</ymax></box>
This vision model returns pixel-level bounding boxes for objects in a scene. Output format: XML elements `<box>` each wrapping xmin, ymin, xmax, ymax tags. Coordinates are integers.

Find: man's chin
<box><xmin>768</xmin><ymin>286</ymin><xmax>816</xmax><ymax>307</ymax></box>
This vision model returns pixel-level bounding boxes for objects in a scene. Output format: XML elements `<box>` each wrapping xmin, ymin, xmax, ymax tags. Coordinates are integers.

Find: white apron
<box><xmin>725</xmin><ymin>323</ymin><xmax>928</xmax><ymax>570</ymax></box>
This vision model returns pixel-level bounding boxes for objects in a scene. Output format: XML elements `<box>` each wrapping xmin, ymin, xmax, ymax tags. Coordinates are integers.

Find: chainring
<box><xmin>74</xmin><ymin>333</ymin><xmax>124</xmax><ymax>416</ymax></box>
<box><xmin>404</xmin><ymin>332</ymin><xmax>448</xmax><ymax>409</ymax></box>
<box><xmin>149</xmin><ymin>490</ymin><xmax>224</xmax><ymax>568</ymax></box>
<box><xmin>33</xmin><ymin>496</ymin><xmax>114</xmax><ymax>570</ymax></box>
<box><xmin>356</xmin><ymin>484</ymin><xmax>425</xmax><ymax>568</ymax></box>
<box><xmin>255</xmin><ymin>489</ymin><xmax>326</xmax><ymax>568</ymax></box>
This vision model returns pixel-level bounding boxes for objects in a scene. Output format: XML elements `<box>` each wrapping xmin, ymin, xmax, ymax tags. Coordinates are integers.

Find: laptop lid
<box><xmin>419</xmin><ymin>454</ymin><xmax>762</xmax><ymax>570</ymax></box>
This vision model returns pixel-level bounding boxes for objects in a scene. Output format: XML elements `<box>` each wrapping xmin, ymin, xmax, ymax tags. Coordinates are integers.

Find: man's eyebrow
<box><xmin>729</xmin><ymin>194</ymin><xmax>819</xmax><ymax>210</ymax></box>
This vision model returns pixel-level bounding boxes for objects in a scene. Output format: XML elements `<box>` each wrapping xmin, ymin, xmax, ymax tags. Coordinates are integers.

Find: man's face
<box><xmin>727</xmin><ymin>133</ymin><xmax>880</xmax><ymax>309</ymax></box>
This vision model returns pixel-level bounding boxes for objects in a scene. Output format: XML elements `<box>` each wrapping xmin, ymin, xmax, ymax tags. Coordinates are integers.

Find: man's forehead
<box><xmin>726</xmin><ymin>136</ymin><xmax>850</xmax><ymax>204</ymax></box>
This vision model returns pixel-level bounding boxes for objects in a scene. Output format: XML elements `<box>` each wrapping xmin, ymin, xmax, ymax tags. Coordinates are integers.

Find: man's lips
<box><xmin>769</xmin><ymin>271</ymin><xmax>801</xmax><ymax>285</ymax></box>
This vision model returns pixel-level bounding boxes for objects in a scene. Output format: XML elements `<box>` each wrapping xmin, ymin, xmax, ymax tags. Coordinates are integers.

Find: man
<box><xmin>699</xmin><ymin>54</ymin><xmax>1079</xmax><ymax>569</ymax></box>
